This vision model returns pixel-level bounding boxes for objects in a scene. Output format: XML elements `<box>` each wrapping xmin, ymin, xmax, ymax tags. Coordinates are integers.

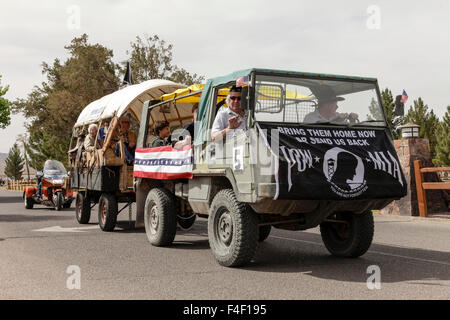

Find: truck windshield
<box><xmin>253</xmin><ymin>74</ymin><xmax>386</xmax><ymax>127</ymax></box>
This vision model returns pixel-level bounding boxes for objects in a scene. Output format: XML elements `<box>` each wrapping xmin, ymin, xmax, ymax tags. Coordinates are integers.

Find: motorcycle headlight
<box><xmin>52</xmin><ymin>179</ymin><xmax>64</xmax><ymax>185</ymax></box>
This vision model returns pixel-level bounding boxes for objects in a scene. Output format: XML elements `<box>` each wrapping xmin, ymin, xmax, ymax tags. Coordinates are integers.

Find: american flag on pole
<box><xmin>133</xmin><ymin>145</ymin><xmax>194</xmax><ymax>180</ymax></box>
<box><xmin>401</xmin><ymin>90</ymin><xmax>408</xmax><ymax>103</ymax></box>
<box><xmin>236</xmin><ymin>76</ymin><xmax>249</xmax><ymax>87</ymax></box>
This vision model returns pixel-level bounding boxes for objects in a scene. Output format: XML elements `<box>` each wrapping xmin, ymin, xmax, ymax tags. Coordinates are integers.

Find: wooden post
<box><xmin>414</xmin><ymin>160</ymin><xmax>427</xmax><ymax>217</ymax></box>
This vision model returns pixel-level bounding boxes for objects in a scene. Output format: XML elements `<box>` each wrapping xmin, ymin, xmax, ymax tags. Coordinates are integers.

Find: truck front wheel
<box><xmin>208</xmin><ymin>189</ymin><xmax>259</xmax><ymax>267</ymax></box>
<box><xmin>144</xmin><ymin>188</ymin><xmax>177</xmax><ymax>246</ymax></box>
<box><xmin>320</xmin><ymin>210</ymin><xmax>374</xmax><ymax>258</ymax></box>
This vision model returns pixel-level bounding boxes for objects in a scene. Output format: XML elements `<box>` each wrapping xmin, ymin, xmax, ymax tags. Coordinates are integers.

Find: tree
<box><xmin>17</xmin><ymin>134</ymin><xmax>31</xmax><ymax>179</ymax></box>
<box><xmin>13</xmin><ymin>34</ymin><xmax>120</xmax><ymax>169</ymax></box>
<box><xmin>432</xmin><ymin>106</ymin><xmax>450</xmax><ymax>166</ymax></box>
<box><xmin>0</xmin><ymin>75</ymin><xmax>11</xmax><ymax>129</ymax></box>
<box><xmin>125</xmin><ymin>35</ymin><xmax>204</xmax><ymax>85</ymax></box>
<box><xmin>404</xmin><ymin>97</ymin><xmax>440</xmax><ymax>158</ymax></box>
<box><xmin>14</xmin><ymin>34</ymin><xmax>204</xmax><ymax>168</ymax></box>
<box><xmin>368</xmin><ymin>88</ymin><xmax>403</xmax><ymax>139</ymax></box>
<box><xmin>5</xmin><ymin>143</ymin><xmax>24</xmax><ymax>180</ymax></box>
<box><xmin>381</xmin><ymin>88</ymin><xmax>404</xmax><ymax>139</ymax></box>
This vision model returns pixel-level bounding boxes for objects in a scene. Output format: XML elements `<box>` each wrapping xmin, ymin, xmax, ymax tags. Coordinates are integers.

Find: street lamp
<box><xmin>398</xmin><ymin>123</ymin><xmax>420</xmax><ymax>139</ymax></box>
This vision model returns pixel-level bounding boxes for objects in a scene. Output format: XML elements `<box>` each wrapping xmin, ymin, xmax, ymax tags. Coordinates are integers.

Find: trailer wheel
<box><xmin>208</xmin><ymin>189</ymin><xmax>259</xmax><ymax>267</ymax></box>
<box><xmin>25</xmin><ymin>197</ymin><xmax>34</xmax><ymax>209</ymax></box>
<box><xmin>320</xmin><ymin>211</ymin><xmax>374</xmax><ymax>258</ymax></box>
<box><xmin>144</xmin><ymin>188</ymin><xmax>177</xmax><ymax>246</ymax></box>
<box><xmin>75</xmin><ymin>192</ymin><xmax>91</xmax><ymax>224</ymax></box>
<box><xmin>98</xmin><ymin>193</ymin><xmax>118</xmax><ymax>232</ymax></box>
<box><xmin>258</xmin><ymin>225</ymin><xmax>271</xmax><ymax>242</ymax></box>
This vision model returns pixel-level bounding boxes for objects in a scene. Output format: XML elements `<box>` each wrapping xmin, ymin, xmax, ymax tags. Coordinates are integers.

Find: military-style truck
<box><xmin>134</xmin><ymin>69</ymin><xmax>407</xmax><ymax>267</ymax></box>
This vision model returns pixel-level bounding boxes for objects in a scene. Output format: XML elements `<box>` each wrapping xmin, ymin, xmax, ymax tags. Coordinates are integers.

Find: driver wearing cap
<box><xmin>304</xmin><ymin>88</ymin><xmax>358</xmax><ymax>123</ymax></box>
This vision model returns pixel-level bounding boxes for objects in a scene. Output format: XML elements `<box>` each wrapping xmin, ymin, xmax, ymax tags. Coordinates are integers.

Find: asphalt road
<box><xmin>0</xmin><ymin>190</ymin><xmax>449</xmax><ymax>300</ymax></box>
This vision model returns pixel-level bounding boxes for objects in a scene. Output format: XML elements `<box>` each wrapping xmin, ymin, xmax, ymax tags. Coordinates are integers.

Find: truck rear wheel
<box><xmin>258</xmin><ymin>225</ymin><xmax>271</xmax><ymax>242</ymax></box>
<box><xmin>177</xmin><ymin>214</ymin><xmax>197</xmax><ymax>230</ymax></box>
<box><xmin>75</xmin><ymin>192</ymin><xmax>91</xmax><ymax>224</ymax></box>
<box><xmin>320</xmin><ymin>210</ymin><xmax>374</xmax><ymax>258</ymax></box>
<box><xmin>208</xmin><ymin>189</ymin><xmax>259</xmax><ymax>267</ymax></box>
<box><xmin>98</xmin><ymin>193</ymin><xmax>118</xmax><ymax>232</ymax></box>
<box><xmin>144</xmin><ymin>188</ymin><xmax>177</xmax><ymax>246</ymax></box>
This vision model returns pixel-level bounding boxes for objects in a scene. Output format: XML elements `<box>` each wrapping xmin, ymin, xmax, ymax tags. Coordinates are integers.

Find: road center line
<box><xmin>269</xmin><ymin>236</ymin><xmax>450</xmax><ymax>267</ymax></box>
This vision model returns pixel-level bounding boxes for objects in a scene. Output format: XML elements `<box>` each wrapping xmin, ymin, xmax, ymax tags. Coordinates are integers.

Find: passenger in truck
<box><xmin>151</xmin><ymin>120</ymin><xmax>171</xmax><ymax>148</ymax></box>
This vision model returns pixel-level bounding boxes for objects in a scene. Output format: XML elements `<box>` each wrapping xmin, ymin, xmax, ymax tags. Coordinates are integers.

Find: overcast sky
<box><xmin>0</xmin><ymin>0</ymin><xmax>449</xmax><ymax>153</ymax></box>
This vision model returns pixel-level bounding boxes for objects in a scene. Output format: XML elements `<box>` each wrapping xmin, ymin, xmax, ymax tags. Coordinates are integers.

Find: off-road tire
<box><xmin>208</xmin><ymin>189</ymin><xmax>259</xmax><ymax>267</ymax></box>
<box><xmin>258</xmin><ymin>225</ymin><xmax>271</xmax><ymax>242</ymax></box>
<box><xmin>98</xmin><ymin>193</ymin><xmax>118</xmax><ymax>232</ymax></box>
<box><xmin>320</xmin><ymin>210</ymin><xmax>374</xmax><ymax>258</ymax></box>
<box><xmin>75</xmin><ymin>192</ymin><xmax>91</xmax><ymax>224</ymax></box>
<box><xmin>25</xmin><ymin>197</ymin><xmax>34</xmax><ymax>209</ymax></box>
<box><xmin>144</xmin><ymin>188</ymin><xmax>177</xmax><ymax>246</ymax></box>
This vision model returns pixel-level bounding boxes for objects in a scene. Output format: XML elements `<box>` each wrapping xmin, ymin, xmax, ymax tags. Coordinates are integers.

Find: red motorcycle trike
<box><xmin>23</xmin><ymin>160</ymin><xmax>73</xmax><ymax>211</ymax></box>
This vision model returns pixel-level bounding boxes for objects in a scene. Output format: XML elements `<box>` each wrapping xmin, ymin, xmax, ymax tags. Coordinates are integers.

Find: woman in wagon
<box><xmin>84</xmin><ymin>123</ymin><xmax>100</xmax><ymax>152</ymax></box>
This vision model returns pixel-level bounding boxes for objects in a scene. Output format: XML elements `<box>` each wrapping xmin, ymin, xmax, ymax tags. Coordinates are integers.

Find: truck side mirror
<box><xmin>394</xmin><ymin>95</ymin><xmax>404</xmax><ymax>117</ymax></box>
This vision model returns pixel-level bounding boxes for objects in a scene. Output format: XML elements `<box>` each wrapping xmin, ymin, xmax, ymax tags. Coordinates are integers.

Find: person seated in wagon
<box><xmin>113</xmin><ymin>114</ymin><xmax>137</xmax><ymax>165</ymax></box>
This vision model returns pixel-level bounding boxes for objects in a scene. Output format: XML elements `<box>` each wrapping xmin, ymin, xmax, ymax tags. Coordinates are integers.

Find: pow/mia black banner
<box><xmin>257</xmin><ymin>123</ymin><xmax>407</xmax><ymax>200</ymax></box>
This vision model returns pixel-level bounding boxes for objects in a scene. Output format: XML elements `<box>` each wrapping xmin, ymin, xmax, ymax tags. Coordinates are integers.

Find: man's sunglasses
<box><xmin>230</xmin><ymin>96</ymin><xmax>241</xmax><ymax>101</ymax></box>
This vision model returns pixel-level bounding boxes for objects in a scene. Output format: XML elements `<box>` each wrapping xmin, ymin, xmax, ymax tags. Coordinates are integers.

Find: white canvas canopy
<box><xmin>74</xmin><ymin>79</ymin><xmax>185</xmax><ymax>127</ymax></box>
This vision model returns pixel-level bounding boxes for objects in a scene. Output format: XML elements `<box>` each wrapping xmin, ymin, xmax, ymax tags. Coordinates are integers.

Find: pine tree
<box><xmin>5</xmin><ymin>143</ymin><xmax>24</xmax><ymax>180</ymax></box>
<box><xmin>404</xmin><ymin>97</ymin><xmax>440</xmax><ymax>157</ymax></box>
<box><xmin>368</xmin><ymin>88</ymin><xmax>403</xmax><ymax>139</ymax></box>
<box><xmin>381</xmin><ymin>88</ymin><xmax>404</xmax><ymax>139</ymax></box>
<box><xmin>432</xmin><ymin>106</ymin><xmax>450</xmax><ymax>166</ymax></box>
